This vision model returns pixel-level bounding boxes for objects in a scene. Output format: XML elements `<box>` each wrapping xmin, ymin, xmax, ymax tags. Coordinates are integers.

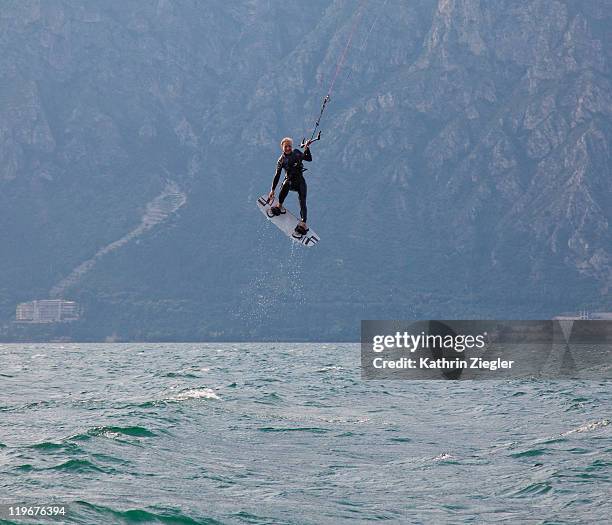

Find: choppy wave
<box><xmin>69</xmin><ymin>425</ymin><xmax>157</xmax><ymax>441</ymax></box>
<box><xmin>562</xmin><ymin>419</ymin><xmax>610</xmax><ymax>435</ymax></box>
<box><xmin>65</xmin><ymin>501</ymin><xmax>222</xmax><ymax>524</ymax></box>
<box><xmin>258</xmin><ymin>426</ymin><xmax>329</xmax><ymax>434</ymax></box>
<box><xmin>0</xmin><ymin>343</ymin><xmax>609</xmax><ymax>524</ymax></box>
<box><xmin>167</xmin><ymin>388</ymin><xmax>220</xmax><ymax>401</ymax></box>
<box><xmin>48</xmin><ymin>458</ymin><xmax>111</xmax><ymax>473</ymax></box>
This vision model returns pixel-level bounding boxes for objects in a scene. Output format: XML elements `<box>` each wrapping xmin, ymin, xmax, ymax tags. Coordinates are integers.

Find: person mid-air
<box><xmin>268</xmin><ymin>136</ymin><xmax>314</xmax><ymax>236</ymax></box>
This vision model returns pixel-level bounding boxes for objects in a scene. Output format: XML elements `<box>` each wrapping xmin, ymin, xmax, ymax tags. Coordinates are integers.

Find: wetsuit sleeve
<box><xmin>302</xmin><ymin>147</ymin><xmax>312</xmax><ymax>162</ymax></box>
<box><xmin>271</xmin><ymin>157</ymin><xmax>282</xmax><ymax>191</ymax></box>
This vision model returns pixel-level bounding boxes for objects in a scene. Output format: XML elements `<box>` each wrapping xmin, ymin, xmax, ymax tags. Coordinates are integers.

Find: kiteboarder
<box><xmin>268</xmin><ymin>137</ymin><xmax>313</xmax><ymax>235</ymax></box>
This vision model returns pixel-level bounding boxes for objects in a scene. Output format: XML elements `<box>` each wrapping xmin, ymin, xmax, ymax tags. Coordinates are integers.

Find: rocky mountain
<box><xmin>1</xmin><ymin>0</ymin><xmax>610</xmax><ymax>341</ymax></box>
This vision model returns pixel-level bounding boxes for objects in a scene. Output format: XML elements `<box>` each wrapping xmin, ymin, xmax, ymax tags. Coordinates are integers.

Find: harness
<box><xmin>281</xmin><ymin>150</ymin><xmax>307</xmax><ymax>186</ymax></box>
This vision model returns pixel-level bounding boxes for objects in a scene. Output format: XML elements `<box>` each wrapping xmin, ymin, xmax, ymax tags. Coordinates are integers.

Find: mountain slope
<box><xmin>0</xmin><ymin>0</ymin><xmax>610</xmax><ymax>340</ymax></box>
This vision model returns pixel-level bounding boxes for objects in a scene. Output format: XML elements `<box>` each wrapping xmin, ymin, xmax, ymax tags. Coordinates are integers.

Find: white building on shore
<box><xmin>16</xmin><ymin>300</ymin><xmax>80</xmax><ymax>323</ymax></box>
<box><xmin>553</xmin><ymin>310</ymin><xmax>612</xmax><ymax>321</ymax></box>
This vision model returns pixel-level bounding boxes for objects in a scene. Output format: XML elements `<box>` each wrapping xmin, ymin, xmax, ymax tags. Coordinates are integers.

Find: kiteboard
<box><xmin>256</xmin><ymin>195</ymin><xmax>320</xmax><ymax>247</ymax></box>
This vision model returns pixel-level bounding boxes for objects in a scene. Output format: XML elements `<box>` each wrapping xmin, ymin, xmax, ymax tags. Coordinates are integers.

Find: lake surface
<box><xmin>0</xmin><ymin>343</ymin><xmax>610</xmax><ymax>524</ymax></box>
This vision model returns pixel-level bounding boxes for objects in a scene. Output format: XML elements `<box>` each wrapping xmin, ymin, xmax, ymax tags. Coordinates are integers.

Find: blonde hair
<box><xmin>280</xmin><ymin>137</ymin><xmax>293</xmax><ymax>148</ymax></box>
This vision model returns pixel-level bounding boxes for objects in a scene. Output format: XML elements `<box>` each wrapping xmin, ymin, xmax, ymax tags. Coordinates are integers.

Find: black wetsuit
<box><xmin>271</xmin><ymin>147</ymin><xmax>312</xmax><ymax>222</ymax></box>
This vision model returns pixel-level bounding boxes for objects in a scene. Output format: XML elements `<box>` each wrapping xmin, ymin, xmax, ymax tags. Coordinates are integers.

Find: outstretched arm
<box><xmin>302</xmin><ymin>146</ymin><xmax>312</xmax><ymax>162</ymax></box>
<box><xmin>269</xmin><ymin>158</ymin><xmax>283</xmax><ymax>202</ymax></box>
<box><xmin>271</xmin><ymin>158</ymin><xmax>282</xmax><ymax>191</ymax></box>
<box><xmin>301</xmin><ymin>139</ymin><xmax>318</xmax><ymax>162</ymax></box>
